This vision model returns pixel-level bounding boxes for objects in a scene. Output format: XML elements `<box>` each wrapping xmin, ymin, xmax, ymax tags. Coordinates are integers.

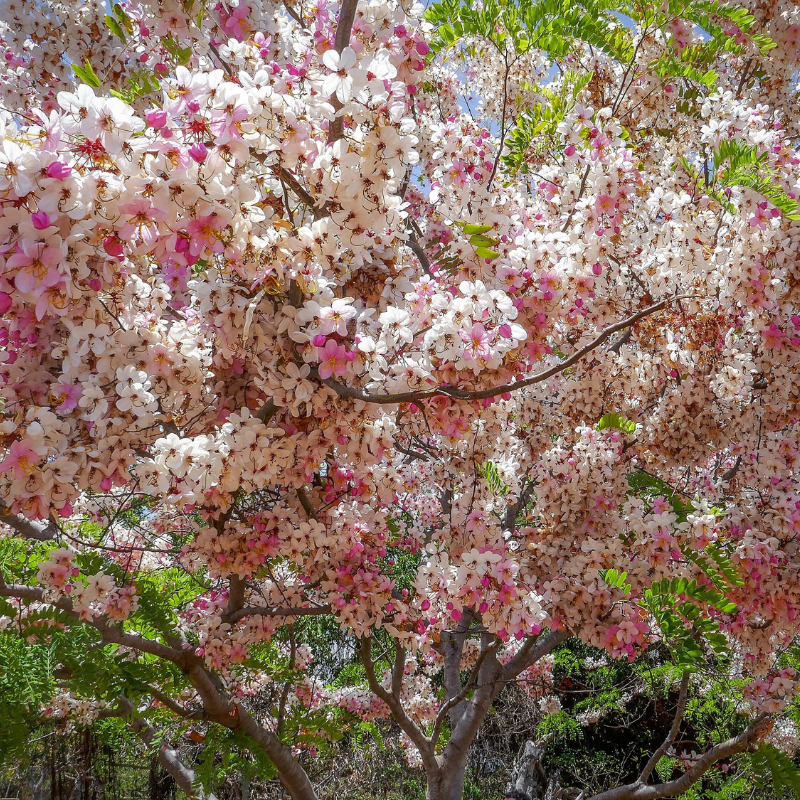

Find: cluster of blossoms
<box><xmin>1</xmin><ymin>0</ymin><xmax>800</xmax><ymax>791</ymax></box>
<box><xmin>44</xmin><ymin>690</ymin><xmax>109</xmax><ymax>726</ymax></box>
<box><xmin>742</xmin><ymin>668</ymin><xmax>800</xmax><ymax>714</ymax></box>
<box><xmin>36</xmin><ymin>548</ymin><xmax>139</xmax><ymax>621</ymax></box>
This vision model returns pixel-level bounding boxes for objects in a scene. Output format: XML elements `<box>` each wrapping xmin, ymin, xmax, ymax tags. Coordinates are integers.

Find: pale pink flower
<box><xmin>0</xmin><ymin>440</ymin><xmax>39</xmax><ymax>479</ymax></box>
<box><xmin>6</xmin><ymin>240</ymin><xmax>62</xmax><ymax>295</ymax></box>
<box><xmin>318</xmin><ymin>339</ymin><xmax>353</xmax><ymax>379</ymax></box>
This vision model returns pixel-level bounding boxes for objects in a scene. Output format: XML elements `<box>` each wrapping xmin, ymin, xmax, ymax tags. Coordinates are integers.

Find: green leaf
<box><xmin>600</xmin><ymin>568</ymin><xmax>631</xmax><ymax>596</ymax></box>
<box><xmin>478</xmin><ymin>461</ymin><xmax>510</xmax><ymax>496</ymax></box>
<box><xmin>104</xmin><ymin>15</ymin><xmax>127</xmax><ymax>42</ymax></box>
<box><xmin>596</xmin><ymin>413</ymin><xmax>636</xmax><ymax>434</ymax></box>
<box><xmin>458</xmin><ymin>223</ymin><xmax>494</xmax><ymax>235</ymax></box>
<box><xmin>113</xmin><ymin>3</ymin><xmax>135</xmax><ymax>33</ymax></box>
<box><xmin>72</xmin><ymin>60</ymin><xmax>101</xmax><ymax>88</ymax></box>
<box><xmin>751</xmin><ymin>744</ymin><xmax>800</xmax><ymax>795</ymax></box>
<box><xmin>468</xmin><ymin>234</ymin><xmax>500</xmax><ymax>247</ymax></box>
<box><xmin>162</xmin><ymin>36</ymin><xmax>193</xmax><ymax>66</ymax></box>
<box><xmin>475</xmin><ymin>246</ymin><xmax>500</xmax><ymax>260</ymax></box>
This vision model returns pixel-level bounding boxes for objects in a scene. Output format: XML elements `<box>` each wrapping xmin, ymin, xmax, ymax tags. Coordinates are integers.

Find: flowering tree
<box><xmin>2</xmin><ymin>0</ymin><xmax>800</xmax><ymax>797</ymax></box>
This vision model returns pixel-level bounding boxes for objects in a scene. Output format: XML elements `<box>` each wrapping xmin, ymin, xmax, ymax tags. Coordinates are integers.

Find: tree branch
<box><xmin>431</xmin><ymin>639</ymin><xmax>500</xmax><ymax>746</ymax></box>
<box><xmin>322</xmin><ymin>296</ymin><xmax>693</xmax><ymax>405</ymax></box>
<box><xmin>122</xmin><ymin>699</ymin><xmax>219</xmax><ymax>800</ymax></box>
<box><xmin>224</xmin><ymin>603</ymin><xmax>332</xmax><ymax>624</ymax></box>
<box><xmin>639</xmin><ymin>671</ymin><xmax>690</xmax><ymax>783</ymax></box>
<box><xmin>502</xmin><ymin>629</ymin><xmax>570</xmax><ymax>681</ymax></box>
<box><xmin>0</xmin><ymin>581</ymin><xmax>189</xmax><ymax>664</ymax></box>
<box><xmin>358</xmin><ymin>636</ymin><xmax>438</xmax><ymax>774</ymax></box>
<box><xmin>327</xmin><ymin>0</ymin><xmax>359</xmax><ymax>144</ymax></box>
<box><xmin>225</xmin><ymin>575</ymin><xmax>247</xmax><ymax>619</ymax></box>
<box><xmin>587</xmin><ymin>716</ymin><xmax>771</xmax><ymax>800</ymax></box>
<box><xmin>0</xmin><ymin>505</ymin><xmax>58</xmax><ymax>541</ymax></box>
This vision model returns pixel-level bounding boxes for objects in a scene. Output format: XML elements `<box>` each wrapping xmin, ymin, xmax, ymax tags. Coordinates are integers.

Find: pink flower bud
<box><xmin>31</xmin><ymin>210</ymin><xmax>50</xmax><ymax>230</ymax></box>
<box><xmin>0</xmin><ymin>292</ymin><xmax>11</xmax><ymax>315</ymax></box>
<box><xmin>415</xmin><ymin>41</ymin><xmax>430</xmax><ymax>55</ymax></box>
<box><xmin>46</xmin><ymin>161</ymin><xmax>71</xmax><ymax>180</ymax></box>
<box><xmin>145</xmin><ymin>109</ymin><xmax>168</xmax><ymax>129</ymax></box>
<box><xmin>104</xmin><ymin>235</ymin><xmax>124</xmax><ymax>257</ymax></box>
<box><xmin>188</xmin><ymin>142</ymin><xmax>208</xmax><ymax>163</ymax></box>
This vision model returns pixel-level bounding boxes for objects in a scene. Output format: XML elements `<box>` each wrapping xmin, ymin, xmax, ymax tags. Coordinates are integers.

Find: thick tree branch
<box><xmin>431</xmin><ymin>638</ymin><xmax>500</xmax><ymax>746</ymax></box>
<box><xmin>225</xmin><ymin>575</ymin><xmax>247</xmax><ymax>619</ymax></box>
<box><xmin>147</xmin><ymin>687</ymin><xmax>206</xmax><ymax>721</ymax></box>
<box><xmin>0</xmin><ymin>505</ymin><xmax>58</xmax><ymax>541</ymax></box>
<box><xmin>587</xmin><ymin>716</ymin><xmax>771</xmax><ymax>800</ymax></box>
<box><xmin>406</xmin><ymin>232</ymin><xmax>432</xmax><ymax>275</ymax></box>
<box><xmin>502</xmin><ymin>629</ymin><xmax>570</xmax><ymax>681</ymax></box>
<box><xmin>0</xmin><ymin>581</ymin><xmax>188</xmax><ymax>664</ymax></box>
<box><xmin>358</xmin><ymin>636</ymin><xmax>438</xmax><ymax>774</ymax></box>
<box><xmin>129</xmin><ymin>716</ymin><xmax>219</xmax><ymax>799</ymax></box>
<box><xmin>296</xmin><ymin>487</ymin><xmax>317</xmax><ymax>519</ymax></box>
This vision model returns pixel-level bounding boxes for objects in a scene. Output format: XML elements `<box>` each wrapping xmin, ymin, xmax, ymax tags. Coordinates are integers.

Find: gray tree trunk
<box><xmin>505</xmin><ymin>741</ymin><xmax>581</xmax><ymax>800</ymax></box>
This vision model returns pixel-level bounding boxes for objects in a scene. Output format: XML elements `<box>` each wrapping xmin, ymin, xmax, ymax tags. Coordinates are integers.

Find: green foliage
<box><xmin>103</xmin><ymin>4</ymin><xmax>135</xmax><ymax>43</ymax></box>
<box><xmin>627</xmin><ymin>468</ymin><xmax>697</xmax><ymax>522</ymax></box>
<box><xmin>650</xmin><ymin>54</ymin><xmax>718</xmax><ymax>90</ymax></box>
<box><xmin>642</xmin><ymin>577</ymin><xmax>736</xmax><ymax>667</ymax></box>
<box><xmin>503</xmin><ymin>70</ymin><xmax>593</xmax><ymax>174</ymax></box>
<box><xmin>0</xmin><ymin>633</ymin><xmax>55</xmax><ymax>762</ymax></box>
<box><xmin>162</xmin><ymin>35</ymin><xmax>193</xmax><ymax>66</ymax></box>
<box><xmin>682</xmin><ymin>542</ymin><xmax>745</xmax><ymax>592</ymax></box>
<box><xmin>477</xmin><ymin>461</ymin><xmax>510</xmax><ymax>496</ymax></box>
<box><xmin>600</xmin><ymin>568</ymin><xmax>631</xmax><ymax>596</ymax></box>
<box><xmin>683</xmin><ymin>140</ymin><xmax>800</xmax><ymax>220</ymax></box>
<box><xmin>655</xmin><ymin>754</ymin><xmax>680</xmax><ymax>781</ymax></box>
<box><xmin>72</xmin><ymin>59</ymin><xmax>101</xmax><ymax>88</ymax></box>
<box><xmin>752</xmin><ymin>744</ymin><xmax>800</xmax><ymax>797</ymax></box>
<box><xmin>537</xmin><ymin>709</ymin><xmax>583</xmax><ymax>743</ymax></box>
<box><xmin>596</xmin><ymin>413</ymin><xmax>637</xmax><ymax>434</ymax></box>
<box><xmin>425</xmin><ymin>0</ymin><xmax>634</xmax><ymax>61</ymax></box>
<box><xmin>110</xmin><ymin>72</ymin><xmax>162</xmax><ymax>105</ymax></box>
<box><xmin>104</xmin><ymin>14</ymin><xmax>127</xmax><ymax>42</ymax></box>
<box><xmin>193</xmin><ymin>726</ymin><xmax>278</xmax><ymax>796</ymax></box>
<box><xmin>454</xmin><ymin>220</ymin><xmax>501</xmax><ymax>259</ymax></box>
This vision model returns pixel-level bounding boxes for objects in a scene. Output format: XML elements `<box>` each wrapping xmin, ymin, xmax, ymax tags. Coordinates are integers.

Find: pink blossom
<box><xmin>318</xmin><ymin>339</ymin><xmax>353</xmax><ymax>379</ymax></box>
<box><xmin>595</xmin><ymin>194</ymin><xmax>615</xmax><ymax>215</ymax></box>
<box><xmin>50</xmin><ymin>382</ymin><xmax>82</xmax><ymax>413</ymax></box>
<box><xmin>118</xmin><ymin>199</ymin><xmax>167</xmax><ymax>245</ymax></box>
<box><xmin>459</xmin><ymin>322</ymin><xmax>494</xmax><ymax>361</ymax></box>
<box><xmin>186</xmin><ymin>214</ymin><xmax>227</xmax><ymax>255</ymax></box>
<box><xmin>0</xmin><ymin>440</ymin><xmax>39</xmax><ymax>479</ymax></box>
<box><xmin>6</xmin><ymin>240</ymin><xmax>62</xmax><ymax>295</ymax></box>
<box><xmin>762</xmin><ymin>323</ymin><xmax>787</xmax><ymax>350</ymax></box>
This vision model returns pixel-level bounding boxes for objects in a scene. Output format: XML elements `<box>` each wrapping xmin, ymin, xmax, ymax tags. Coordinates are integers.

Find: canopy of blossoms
<box><xmin>1</xmin><ymin>0</ymin><xmax>800</xmax><ymax>797</ymax></box>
